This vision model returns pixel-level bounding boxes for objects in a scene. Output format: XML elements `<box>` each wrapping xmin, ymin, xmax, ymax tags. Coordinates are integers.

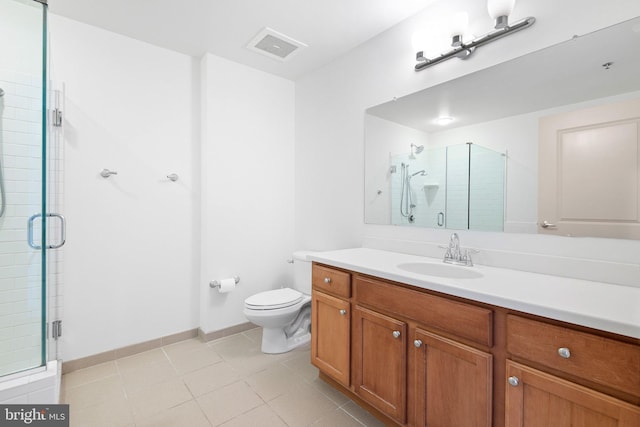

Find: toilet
<box><xmin>243</xmin><ymin>251</ymin><xmax>313</xmax><ymax>354</ymax></box>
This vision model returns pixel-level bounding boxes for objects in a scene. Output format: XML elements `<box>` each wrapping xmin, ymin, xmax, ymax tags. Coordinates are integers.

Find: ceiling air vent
<box><xmin>247</xmin><ymin>28</ymin><xmax>307</xmax><ymax>62</ymax></box>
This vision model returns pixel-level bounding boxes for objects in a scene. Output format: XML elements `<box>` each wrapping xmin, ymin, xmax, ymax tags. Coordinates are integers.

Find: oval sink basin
<box><xmin>396</xmin><ymin>262</ymin><xmax>483</xmax><ymax>279</ymax></box>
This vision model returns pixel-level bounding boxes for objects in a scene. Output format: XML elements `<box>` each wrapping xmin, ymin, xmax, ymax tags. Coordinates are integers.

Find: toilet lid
<box><xmin>245</xmin><ymin>288</ymin><xmax>303</xmax><ymax>310</ymax></box>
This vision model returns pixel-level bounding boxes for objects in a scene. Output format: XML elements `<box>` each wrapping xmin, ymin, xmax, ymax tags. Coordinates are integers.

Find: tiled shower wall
<box><xmin>469</xmin><ymin>145</ymin><xmax>505</xmax><ymax>232</ymax></box>
<box><xmin>0</xmin><ymin>68</ymin><xmax>44</xmax><ymax>376</ymax></box>
<box><xmin>390</xmin><ymin>153</ymin><xmax>433</xmax><ymax>227</ymax></box>
<box><xmin>445</xmin><ymin>144</ymin><xmax>470</xmax><ymax>230</ymax></box>
<box><xmin>446</xmin><ymin>144</ymin><xmax>505</xmax><ymax>232</ymax></box>
<box><xmin>390</xmin><ymin>150</ymin><xmax>448</xmax><ymax>228</ymax></box>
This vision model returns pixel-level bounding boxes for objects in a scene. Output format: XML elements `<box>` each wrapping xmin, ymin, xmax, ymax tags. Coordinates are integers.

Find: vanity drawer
<box><xmin>354</xmin><ymin>275</ymin><xmax>493</xmax><ymax>347</ymax></box>
<box><xmin>312</xmin><ymin>264</ymin><xmax>351</xmax><ymax>298</ymax></box>
<box><xmin>507</xmin><ymin>315</ymin><xmax>640</xmax><ymax>397</ymax></box>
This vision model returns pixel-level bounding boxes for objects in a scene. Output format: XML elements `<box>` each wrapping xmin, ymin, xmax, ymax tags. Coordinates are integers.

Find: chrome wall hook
<box><xmin>167</xmin><ymin>173</ymin><xmax>179</xmax><ymax>182</ymax></box>
<box><xmin>100</xmin><ymin>169</ymin><xmax>118</xmax><ymax>178</ymax></box>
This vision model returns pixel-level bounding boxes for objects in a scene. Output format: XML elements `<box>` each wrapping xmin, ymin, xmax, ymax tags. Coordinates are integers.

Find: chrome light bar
<box><xmin>415</xmin><ymin>16</ymin><xmax>535</xmax><ymax>71</ymax></box>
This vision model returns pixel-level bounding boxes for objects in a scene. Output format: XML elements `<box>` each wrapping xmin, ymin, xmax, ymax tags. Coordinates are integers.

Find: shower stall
<box><xmin>0</xmin><ymin>0</ymin><xmax>64</xmax><ymax>403</ymax></box>
<box><xmin>390</xmin><ymin>143</ymin><xmax>505</xmax><ymax>231</ymax></box>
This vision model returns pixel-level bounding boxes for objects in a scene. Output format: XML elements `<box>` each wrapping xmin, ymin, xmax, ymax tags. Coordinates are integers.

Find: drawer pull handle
<box><xmin>508</xmin><ymin>376</ymin><xmax>520</xmax><ymax>387</ymax></box>
<box><xmin>414</xmin><ymin>339</ymin><xmax>423</xmax><ymax>348</ymax></box>
<box><xmin>558</xmin><ymin>347</ymin><xmax>571</xmax><ymax>359</ymax></box>
<box><xmin>392</xmin><ymin>331</ymin><xmax>401</xmax><ymax>339</ymax></box>
<box><xmin>324</xmin><ymin>277</ymin><xmax>331</xmax><ymax>284</ymax></box>
<box><xmin>339</xmin><ymin>309</ymin><xmax>347</xmax><ymax>316</ymax></box>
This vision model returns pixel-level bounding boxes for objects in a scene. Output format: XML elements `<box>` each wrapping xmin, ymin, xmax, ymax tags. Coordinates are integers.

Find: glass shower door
<box><xmin>0</xmin><ymin>0</ymin><xmax>49</xmax><ymax>377</ymax></box>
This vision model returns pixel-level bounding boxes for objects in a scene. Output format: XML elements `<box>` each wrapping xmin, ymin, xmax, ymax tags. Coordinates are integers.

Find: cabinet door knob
<box><xmin>557</xmin><ymin>347</ymin><xmax>571</xmax><ymax>359</ymax></box>
<box><xmin>324</xmin><ymin>277</ymin><xmax>331</xmax><ymax>284</ymax></box>
<box><xmin>414</xmin><ymin>339</ymin><xmax>423</xmax><ymax>348</ymax></box>
<box><xmin>339</xmin><ymin>309</ymin><xmax>347</xmax><ymax>316</ymax></box>
<box><xmin>508</xmin><ymin>376</ymin><xmax>520</xmax><ymax>387</ymax></box>
<box><xmin>392</xmin><ymin>330</ymin><xmax>401</xmax><ymax>339</ymax></box>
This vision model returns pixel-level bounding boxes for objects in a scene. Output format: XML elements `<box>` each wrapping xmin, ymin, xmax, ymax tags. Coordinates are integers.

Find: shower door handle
<box><xmin>28</xmin><ymin>213</ymin><xmax>66</xmax><ymax>249</ymax></box>
<box><xmin>47</xmin><ymin>213</ymin><xmax>66</xmax><ymax>249</ymax></box>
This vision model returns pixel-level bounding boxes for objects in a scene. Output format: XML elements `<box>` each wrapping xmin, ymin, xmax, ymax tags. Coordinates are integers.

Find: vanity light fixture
<box><xmin>414</xmin><ymin>0</ymin><xmax>535</xmax><ymax>71</ymax></box>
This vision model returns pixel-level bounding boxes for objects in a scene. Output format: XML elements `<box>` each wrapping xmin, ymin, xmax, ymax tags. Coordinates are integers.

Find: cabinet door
<box><xmin>311</xmin><ymin>291</ymin><xmax>350</xmax><ymax>386</ymax></box>
<box><xmin>506</xmin><ymin>360</ymin><xmax>640</xmax><ymax>427</ymax></box>
<box><xmin>353</xmin><ymin>305</ymin><xmax>407</xmax><ymax>424</ymax></box>
<box><xmin>413</xmin><ymin>328</ymin><xmax>492</xmax><ymax>427</ymax></box>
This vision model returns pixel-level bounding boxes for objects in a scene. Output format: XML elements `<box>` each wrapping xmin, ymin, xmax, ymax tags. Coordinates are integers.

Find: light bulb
<box><xmin>412</xmin><ymin>24</ymin><xmax>450</xmax><ymax>59</ymax></box>
<box><xmin>487</xmin><ymin>0</ymin><xmax>516</xmax><ymax>19</ymax></box>
<box><xmin>449</xmin><ymin>12</ymin><xmax>469</xmax><ymax>38</ymax></box>
<box><xmin>411</xmin><ymin>29</ymin><xmax>430</xmax><ymax>53</ymax></box>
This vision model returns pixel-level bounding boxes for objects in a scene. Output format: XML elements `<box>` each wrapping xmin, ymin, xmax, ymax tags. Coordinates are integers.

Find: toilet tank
<box><xmin>292</xmin><ymin>250</ymin><xmax>314</xmax><ymax>294</ymax></box>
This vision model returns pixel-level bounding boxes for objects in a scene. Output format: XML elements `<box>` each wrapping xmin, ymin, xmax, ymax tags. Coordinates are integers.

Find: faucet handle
<box><xmin>438</xmin><ymin>244</ymin><xmax>453</xmax><ymax>259</ymax></box>
<box><xmin>461</xmin><ymin>248</ymin><xmax>480</xmax><ymax>266</ymax></box>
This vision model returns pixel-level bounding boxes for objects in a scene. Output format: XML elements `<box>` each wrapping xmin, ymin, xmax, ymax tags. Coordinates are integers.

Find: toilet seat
<box><xmin>245</xmin><ymin>288</ymin><xmax>303</xmax><ymax>310</ymax></box>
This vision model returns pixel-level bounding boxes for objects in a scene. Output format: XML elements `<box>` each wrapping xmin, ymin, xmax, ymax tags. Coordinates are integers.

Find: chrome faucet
<box><xmin>441</xmin><ymin>233</ymin><xmax>478</xmax><ymax>266</ymax></box>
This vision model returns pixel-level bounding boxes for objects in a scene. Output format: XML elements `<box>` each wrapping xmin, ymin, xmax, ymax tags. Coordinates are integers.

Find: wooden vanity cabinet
<box><xmin>353</xmin><ymin>305</ymin><xmax>407</xmax><ymax>424</ymax></box>
<box><xmin>311</xmin><ymin>290</ymin><xmax>351</xmax><ymax>386</ymax></box>
<box><xmin>505</xmin><ymin>315</ymin><xmax>640</xmax><ymax>427</ymax></box>
<box><xmin>505</xmin><ymin>361</ymin><xmax>640</xmax><ymax>427</ymax></box>
<box><xmin>353</xmin><ymin>273</ymin><xmax>493</xmax><ymax>427</ymax></box>
<box><xmin>506</xmin><ymin>315</ymin><xmax>640</xmax><ymax>399</ymax></box>
<box><xmin>311</xmin><ymin>263</ymin><xmax>640</xmax><ymax>427</ymax></box>
<box><xmin>311</xmin><ymin>265</ymin><xmax>352</xmax><ymax>387</ymax></box>
<box><xmin>413</xmin><ymin>328</ymin><xmax>493</xmax><ymax>427</ymax></box>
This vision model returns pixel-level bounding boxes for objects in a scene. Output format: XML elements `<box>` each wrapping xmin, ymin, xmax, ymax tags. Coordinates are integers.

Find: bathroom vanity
<box><xmin>310</xmin><ymin>248</ymin><xmax>640</xmax><ymax>427</ymax></box>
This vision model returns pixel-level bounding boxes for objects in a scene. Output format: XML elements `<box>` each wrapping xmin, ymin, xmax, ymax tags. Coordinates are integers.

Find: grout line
<box><xmin>112</xmin><ymin>356</ymin><xmax>129</xmax><ymax>401</ymax></box>
<box><xmin>338</xmin><ymin>406</ymin><xmax>368</xmax><ymax>426</ymax></box>
<box><xmin>160</xmin><ymin>346</ymin><xmax>179</xmax><ymax>377</ymax></box>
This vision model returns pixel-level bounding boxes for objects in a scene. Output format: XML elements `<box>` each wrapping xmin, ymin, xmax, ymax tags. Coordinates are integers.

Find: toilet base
<box><xmin>261</xmin><ymin>327</ymin><xmax>310</xmax><ymax>354</ymax></box>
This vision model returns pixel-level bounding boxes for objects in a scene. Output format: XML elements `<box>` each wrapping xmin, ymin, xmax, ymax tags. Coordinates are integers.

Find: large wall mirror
<box><xmin>365</xmin><ymin>16</ymin><xmax>640</xmax><ymax>238</ymax></box>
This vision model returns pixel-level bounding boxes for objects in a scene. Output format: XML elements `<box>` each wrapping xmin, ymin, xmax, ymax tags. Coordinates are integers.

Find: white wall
<box><xmin>50</xmin><ymin>17</ymin><xmax>296</xmax><ymax>361</ymax></box>
<box><xmin>199</xmin><ymin>54</ymin><xmax>295</xmax><ymax>334</ymax></box>
<box><xmin>50</xmin><ymin>16</ymin><xmax>200</xmax><ymax>361</ymax></box>
<box><xmin>295</xmin><ymin>0</ymin><xmax>640</xmax><ymax>283</ymax></box>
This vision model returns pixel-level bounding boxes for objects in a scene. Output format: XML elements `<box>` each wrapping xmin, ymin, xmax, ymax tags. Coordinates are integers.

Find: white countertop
<box><xmin>310</xmin><ymin>248</ymin><xmax>640</xmax><ymax>339</ymax></box>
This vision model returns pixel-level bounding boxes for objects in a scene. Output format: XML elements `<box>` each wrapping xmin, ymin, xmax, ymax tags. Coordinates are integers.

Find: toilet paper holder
<box><xmin>209</xmin><ymin>276</ymin><xmax>240</xmax><ymax>289</ymax></box>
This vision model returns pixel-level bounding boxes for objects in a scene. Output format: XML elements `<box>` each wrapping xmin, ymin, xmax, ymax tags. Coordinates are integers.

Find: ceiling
<box><xmin>49</xmin><ymin>0</ymin><xmax>437</xmax><ymax>80</ymax></box>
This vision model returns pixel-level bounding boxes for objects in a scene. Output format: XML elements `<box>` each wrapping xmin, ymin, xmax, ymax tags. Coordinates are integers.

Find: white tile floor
<box><xmin>61</xmin><ymin>328</ymin><xmax>386</xmax><ymax>426</ymax></box>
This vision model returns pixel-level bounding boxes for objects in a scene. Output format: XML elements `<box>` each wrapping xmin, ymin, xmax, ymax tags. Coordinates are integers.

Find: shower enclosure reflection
<box><xmin>389</xmin><ymin>142</ymin><xmax>505</xmax><ymax>231</ymax></box>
